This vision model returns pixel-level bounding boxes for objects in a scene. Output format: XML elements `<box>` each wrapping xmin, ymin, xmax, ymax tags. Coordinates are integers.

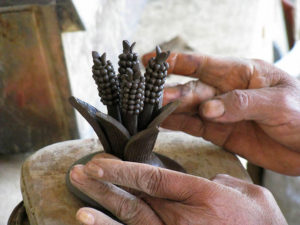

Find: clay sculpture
<box><xmin>66</xmin><ymin>40</ymin><xmax>184</xmax><ymax>213</ymax></box>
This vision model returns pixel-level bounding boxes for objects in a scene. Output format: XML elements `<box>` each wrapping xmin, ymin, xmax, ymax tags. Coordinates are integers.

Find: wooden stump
<box><xmin>21</xmin><ymin>132</ymin><xmax>250</xmax><ymax>225</ymax></box>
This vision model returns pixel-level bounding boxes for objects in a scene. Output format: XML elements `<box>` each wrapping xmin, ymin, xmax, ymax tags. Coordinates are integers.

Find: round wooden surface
<box><xmin>21</xmin><ymin>132</ymin><xmax>251</xmax><ymax>225</ymax></box>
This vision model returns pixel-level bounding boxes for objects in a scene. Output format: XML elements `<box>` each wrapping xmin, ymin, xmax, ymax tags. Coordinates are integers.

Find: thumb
<box><xmin>200</xmin><ymin>88</ymin><xmax>285</xmax><ymax>123</ymax></box>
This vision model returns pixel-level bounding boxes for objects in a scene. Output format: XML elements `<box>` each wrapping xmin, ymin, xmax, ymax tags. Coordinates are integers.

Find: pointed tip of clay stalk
<box><xmin>123</xmin><ymin>40</ymin><xmax>136</xmax><ymax>53</ymax></box>
<box><xmin>100</xmin><ymin>53</ymin><xmax>106</xmax><ymax>63</ymax></box>
<box><xmin>123</xmin><ymin>40</ymin><xmax>130</xmax><ymax>46</ymax></box>
<box><xmin>123</xmin><ymin>40</ymin><xmax>130</xmax><ymax>53</ymax></box>
<box><xmin>155</xmin><ymin>50</ymin><xmax>170</xmax><ymax>64</ymax></box>
<box><xmin>155</xmin><ymin>46</ymin><xmax>162</xmax><ymax>56</ymax></box>
<box><xmin>92</xmin><ymin>51</ymin><xmax>100</xmax><ymax>58</ymax></box>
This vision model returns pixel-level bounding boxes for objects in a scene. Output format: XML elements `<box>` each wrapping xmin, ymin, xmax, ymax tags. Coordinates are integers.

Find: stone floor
<box><xmin>0</xmin><ymin>153</ymin><xmax>31</xmax><ymax>223</ymax></box>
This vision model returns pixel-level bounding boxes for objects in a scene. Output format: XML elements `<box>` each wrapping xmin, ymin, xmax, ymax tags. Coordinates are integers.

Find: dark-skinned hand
<box><xmin>142</xmin><ymin>52</ymin><xmax>300</xmax><ymax>176</ymax></box>
<box><xmin>70</xmin><ymin>154</ymin><xmax>287</xmax><ymax>225</ymax></box>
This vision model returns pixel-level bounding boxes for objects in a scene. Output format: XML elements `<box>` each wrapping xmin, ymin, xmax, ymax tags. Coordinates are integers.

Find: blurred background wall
<box><xmin>1</xmin><ymin>0</ymin><xmax>300</xmax><ymax>224</ymax></box>
<box><xmin>63</xmin><ymin>0</ymin><xmax>288</xmax><ymax>139</ymax></box>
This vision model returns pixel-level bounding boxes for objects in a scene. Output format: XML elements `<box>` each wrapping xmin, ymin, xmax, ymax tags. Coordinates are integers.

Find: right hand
<box><xmin>71</xmin><ymin>156</ymin><xmax>287</xmax><ymax>225</ymax></box>
<box><xmin>142</xmin><ymin>52</ymin><xmax>300</xmax><ymax>175</ymax></box>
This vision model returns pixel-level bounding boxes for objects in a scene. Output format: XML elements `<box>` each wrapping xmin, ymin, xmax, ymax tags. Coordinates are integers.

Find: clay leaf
<box><xmin>124</xmin><ymin>126</ymin><xmax>159</xmax><ymax>162</ymax></box>
<box><xmin>69</xmin><ymin>96</ymin><xmax>112</xmax><ymax>154</ymax></box>
<box><xmin>148</xmin><ymin>100</ymin><xmax>180</xmax><ymax>128</ymax></box>
<box><xmin>95</xmin><ymin>111</ymin><xmax>130</xmax><ymax>159</ymax></box>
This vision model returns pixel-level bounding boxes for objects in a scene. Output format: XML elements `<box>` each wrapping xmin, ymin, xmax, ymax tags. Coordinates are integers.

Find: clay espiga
<box><xmin>67</xmin><ymin>40</ymin><xmax>184</xmax><ymax>213</ymax></box>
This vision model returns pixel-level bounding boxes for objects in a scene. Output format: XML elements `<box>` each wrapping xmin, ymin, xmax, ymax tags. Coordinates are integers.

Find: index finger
<box><xmin>84</xmin><ymin>158</ymin><xmax>212</xmax><ymax>201</ymax></box>
<box><xmin>142</xmin><ymin>52</ymin><xmax>255</xmax><ymax>92</ymax></box>
<box><xmin>162</xmin><ymin>80</ymin><xmax>217</xmax><ymax>113</ymax></box>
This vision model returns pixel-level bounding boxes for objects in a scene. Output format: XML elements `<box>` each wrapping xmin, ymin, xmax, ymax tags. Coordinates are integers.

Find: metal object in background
<box><xmin>7</xmin><ymin>201</ymin><xmax>29</xmax><ymax>225</ymax></box>
<box><xmin>0</xmin><ymin>0</ymin><xmax>85</xmax><ymax>32</ymax></box>
<box><xmin>0</xmin><ymin>3</ymin><xmax>80</xmax><ymax>153</ymax></box>
<box><xmin>281</xmin><ymin>0</ymin><xmax>295</xmax><ymax>49</ymax></box>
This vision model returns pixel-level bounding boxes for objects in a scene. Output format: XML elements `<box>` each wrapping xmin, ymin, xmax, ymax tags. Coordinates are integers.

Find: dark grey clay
<box><xmin>66</xmin><ymin>40</ymin><xmax>185</xmax><ymax>215</ymax></box>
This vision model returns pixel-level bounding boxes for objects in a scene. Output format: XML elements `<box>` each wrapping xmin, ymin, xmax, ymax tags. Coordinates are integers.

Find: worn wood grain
<box><xmin>0</xmin><ymin>5</ymin><xmax>78</xmax><ymax>153</ymax></box>
<box><xmin>21</xmin><ymin>132</ymin><xmax>250</xmax><ymax>225</ymax></box>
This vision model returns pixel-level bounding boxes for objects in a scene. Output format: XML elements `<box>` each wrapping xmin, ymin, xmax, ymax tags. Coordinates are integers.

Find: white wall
<box><xmin>63</xmin><ymin>0</ymin><xmax>280</xmax><ymax>138</ymax></box>
<box><xmin>62</xmin><ymin>0</ymin><xmax>147</xmax><ymax>138</ymax></box>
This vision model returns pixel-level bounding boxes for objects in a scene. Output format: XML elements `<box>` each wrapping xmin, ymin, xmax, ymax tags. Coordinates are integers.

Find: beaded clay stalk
<box><xmin>118</xmin><ymin>40</ymin><xmax>145</xmax><ymax>135</ymax></box>
<box><xmin>91</xmin><ymin>51</ymin><xmax>121</xmax><ymax>122</ymax></box>
<box><xmin>139</xmin><ymin>46</ymin><xmax>170</xmax><ymax>129</ymax></box>
<box><xmin>120</xmin><ymin>64</ymin><xmax>145</xmax><ymax>135</ymax></box>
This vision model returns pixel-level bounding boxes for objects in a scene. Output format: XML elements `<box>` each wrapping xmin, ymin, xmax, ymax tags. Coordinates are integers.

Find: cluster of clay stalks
<box><xmin>67</xmin><ymin>40</ymin><xmax>185</xmax><ymax>216</ymax></box>
<box><xmin>69</xmin><ymin>40</ymin><xmax>178</xmax><ymax>162</ymax></box>
<box><xmin>91</xmin><ymin>40</ymin><xmax>170</xmax><ymax>136</ymax></box>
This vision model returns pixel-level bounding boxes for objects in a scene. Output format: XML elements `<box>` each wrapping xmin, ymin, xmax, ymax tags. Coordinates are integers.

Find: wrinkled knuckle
<box><xmin>273</xmin><ymin>92</ymin><xmax>299</xmax><ymax>120</ymax></box>
<box><xmin>251</xmin><ymin>59</ymin><xmax>265</xmax><ymax>70</ymax></box>
<box><xmin>116</xmin><ymin>197</ymin><xmax>140</xmax><ymax>221</ymax></box>
<box><xmin>242</xmin><ymin>62</ymin><xmax>255</xmax><ymax>78</ymax></box>
<box><xmin>258</xmin><ymin>186</ymin><xmax>272</xmax><ymax>196</ymax></box>
<box><xmin>253</xmin><ymin>185</ymin><xmax>272</xmax><ymax>199</ymax></box>
<box><xmin>139</xmin><ymin>167</ymin><xmax>163</xmax><ymax>195</ymax></box>
<box><xmin>196</xmin><ymin>54</ymin><xmax>208</xmax><ymax>74</ymax></box>
<box><xmin>277</xmin><ymin>92</ymin><xmax>293</xmax><ymax>109</ymax></box>
<box><xmin>182</xmin><ymin>80</ymin><xmax>196</xmax><ymax>95</ymax></box>
<box><xmin>230</xmin><ymin>90</ymin><xmax>249</xmax><ymax>110</ymax></box>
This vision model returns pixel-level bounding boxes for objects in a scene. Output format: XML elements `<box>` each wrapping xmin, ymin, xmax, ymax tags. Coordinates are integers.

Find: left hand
<box><xmin>70</xmin><ymin>154</ymin><xmax>286</xmax><ymax>225</ymax></box>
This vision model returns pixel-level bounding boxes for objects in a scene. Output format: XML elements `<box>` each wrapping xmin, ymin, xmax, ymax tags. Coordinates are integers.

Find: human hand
<box><xmin>70</xmin><ymin>155</ymin><xmax>287</xmax><ymax>225</ymax></box>
<box><xmin>142</xmin><ymin>52</ymin><xmax>300</xmax><ymax>175</ymax></box>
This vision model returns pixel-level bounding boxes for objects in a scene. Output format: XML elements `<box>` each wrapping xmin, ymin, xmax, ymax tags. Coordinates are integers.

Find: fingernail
<box><xmin>77</xmin><ymin>210</ymin><xmax>95</xmax><ymax>225</ymax></box>
<box><xmin>85</xmin><ymin>162</ymin><xmax>104</xmax><ymax>178</ymax></box>
<box><xmin>70</xmin><ymin>166</ymin><xmax>84</xmax><ymax>184</ymax></box>
<box><xmin>202</xmin><ymin>99</ymin><xmax>225</xmax><ymax>118</ymax></box>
